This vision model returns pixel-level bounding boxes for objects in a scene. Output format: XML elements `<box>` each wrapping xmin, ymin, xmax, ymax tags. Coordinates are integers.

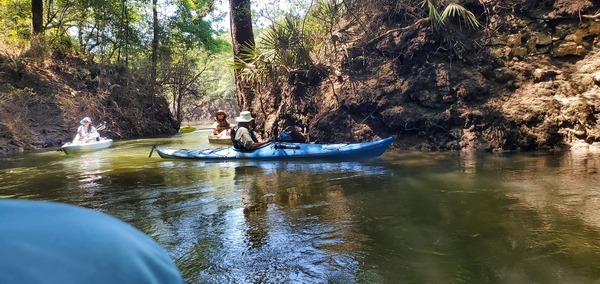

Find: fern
<box><xmin>0</xmin><ymin>50</ymin><xmax>25</xmax><ymax>78</ymax></box>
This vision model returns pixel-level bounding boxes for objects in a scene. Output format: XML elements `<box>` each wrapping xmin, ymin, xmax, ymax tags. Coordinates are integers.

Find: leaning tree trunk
<box><xmin>229</xmin><ymin>0</ymin><xmax>255</xmax><ymax>111</ymax></box>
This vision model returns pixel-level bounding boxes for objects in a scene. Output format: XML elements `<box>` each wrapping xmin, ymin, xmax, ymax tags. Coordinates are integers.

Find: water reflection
<box><xmin>503</xmin><ymin>152</ymin><xmax>600</xmax><ymax>230</ymax></box>
<box><xmin>179</xmin><ymin>160</ymin><xmax>393</xmax><ymax>283</ymax></box>
<box><xmin>5</xmin><ymin>134</ymin><xmax>600</xmax><ymax>283</ymax></box>
<box><xmin>460</xmin><ymin>151</ymin><xmax>477</xmax><ymax>175</ymax></box>
<box><xmin>236</xmin><ymin>165</ymin><xmax>269</xmax><ymax>249</ymax></box>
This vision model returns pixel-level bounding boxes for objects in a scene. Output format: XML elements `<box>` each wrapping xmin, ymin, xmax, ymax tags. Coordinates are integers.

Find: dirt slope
<box><xmin>248</xmin><ymin>0</ymin><xmax>600</xmax><ymax>152</ymax></box>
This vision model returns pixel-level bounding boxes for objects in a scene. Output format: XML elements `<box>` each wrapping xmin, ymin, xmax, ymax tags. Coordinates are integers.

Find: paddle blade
<box><xmin>95</xmin><ymin>121</ymin><xmax>107</xmax><ymax>131</ymax></box>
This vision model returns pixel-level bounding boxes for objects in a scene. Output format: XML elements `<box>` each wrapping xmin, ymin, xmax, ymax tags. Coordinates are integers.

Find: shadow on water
<box><xmin>4</xmin><ymin>132</ymin><xmax>600</xmax><ymax>283</ymax></box>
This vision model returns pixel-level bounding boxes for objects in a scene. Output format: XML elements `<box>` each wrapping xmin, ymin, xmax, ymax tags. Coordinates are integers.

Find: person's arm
<box><xmin>245</xmin><ymin>127</ymin><xmax>270</xmax><ymax>149</ymax></box>
<box><xmin>250</xmin><ymin>140</ymin><xmax>272</xmax><ymax>149</ymax></box>
<box><xmin>73</xmin><ymin>127</ymin><xmax>82</xmax><ymax>143</ymax></box>
<box><xmin>249</xmin><ymin>130</ymin><xmax>272</xmax><ymax>149</ymax></box>
<box><xmin>81</xmin><ymin>127</ymin><xmax>98</xmax><ymax>142</ymax></box>
<box><xmin>212</xmin><ymin>122</ymin><xmax>219</xmax><ymax>135</ymax></box>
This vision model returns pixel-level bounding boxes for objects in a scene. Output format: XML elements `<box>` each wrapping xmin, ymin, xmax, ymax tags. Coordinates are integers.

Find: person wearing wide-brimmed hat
<box><xmin>231</xmin><ymin>111</ymin><xmax>271</xmax><ymax>150</ymax></box>
<box><xmin>73</xmin><ymin>116</ymin><xmax>99</xmax><ymax>144</ymax></box>
<box><xmin>212</xmin><ymin>110</ymin><xmax>231</xmax><ymax>136</ymax></box>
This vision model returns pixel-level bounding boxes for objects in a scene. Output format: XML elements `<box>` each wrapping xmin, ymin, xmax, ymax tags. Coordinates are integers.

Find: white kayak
<box><xmin>208</xmin><ymin>133</ymin><xmax>232</xmax><ymax>145</ymax></box>
<box><xmin>61</xmin><ymin>138</ymin><xmax>113</xmax><ymax>155</ymax></box>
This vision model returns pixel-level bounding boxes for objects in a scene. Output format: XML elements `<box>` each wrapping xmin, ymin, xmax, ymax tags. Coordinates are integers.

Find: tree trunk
<box><xmin>32</xmin><ymin>0</ymin><xmax>43</xmax><ymax>35</ymax></box>
<box><xmin>151</xmin><ymin>0</ymin><xmax>159</xmax><ymax>96</ymax></box>
<box><xmin>123</xmin><ymin>0</ymin><xmax>129</xmax><ymax>68</ymax></box>
<box><xmin>229</xmin><ymin>0</ymin><xmax>255</xmax><ymax>111</ymax></box>
<box><xmin>176</xmin><ymin>88</ymin><xmax>184</xmax><ymax>123</ymax></box>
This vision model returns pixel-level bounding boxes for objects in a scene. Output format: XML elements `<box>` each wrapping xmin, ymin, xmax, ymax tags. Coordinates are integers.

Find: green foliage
<box><xmin>261</xmin><ymin>16</ymin><xmax>313</xmax><ymax>70</ymax></box>
<box><xmin>232</xmin><ymin>0</ymin><xmax>343</xmax><ymax>88</ymax></box>
<box><xmin>0</xmin><ymin>0</ymin><xmax>233</xmax><ymax>116</ymax></box>
<box><xmin>441</xmin><ymin>3</ymin><xmax>480</xmax><ymax>29</ymax></box>
<box><xmin>0</xmin><ymin>0</ymin><xmax>31</xmax><ymax>48</ymax></box>
<box><xmin>0</xmin><ymin>49</ymin><xmax>25</xmax><ymax>79</ymax></box>
<box><xmin>309</xmin><ymin>0</ymin><xmax>345</xmax><ymax>30</ymax></box>
<box><xmin>251</xmin><ymin>0</ymin><xmax>312</xmax><ymax>28</ymax></box>
<box><xmin>159</xmin><ymin>41</ymin><xmax>235</xmax><ymax>122</ymax></box>
<box><xmin>200</xmin><ymin>45</ymin><xmax>235</xmax><ymax>101</ymax></box>
<box><xmin>421</xmin><ymin>0</ymin><xmax>480</xmax><ymax>30</ymax></box>
<box><xmin>231</xmin><ymin>41</ymin><xmax>274</xmax><ymax>87</ymax></box>
<box><xmin>166</xmin><ymin>0</ymin><xmax>231</xmax><ymax>53</ymax></box>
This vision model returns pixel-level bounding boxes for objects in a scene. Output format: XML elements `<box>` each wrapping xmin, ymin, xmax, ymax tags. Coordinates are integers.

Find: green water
<box><xmin>2</xmin><ymin>130</ymin><xmax>600</xmax><ymax>283</ymax></box>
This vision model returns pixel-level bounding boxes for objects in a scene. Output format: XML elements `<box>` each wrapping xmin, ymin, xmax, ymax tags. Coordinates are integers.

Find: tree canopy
<box><xmin>0</xmin><ymin>0</ymin><xmax>479</xmax><ymax>123</ymax></box>
<box><xmin>0</xmin><ymin>0</ymin><xmax>235</xmax><ymax>123</ymax></box>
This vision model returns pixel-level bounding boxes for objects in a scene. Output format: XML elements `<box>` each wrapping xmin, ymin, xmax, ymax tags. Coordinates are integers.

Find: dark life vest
<box><xmin>230</xmin><ymin>125</ymin><xmax>258</xmax><ymax>150</ymax></box>
<box><xmin>230</xmin><ymin>126</ymin><xmax>241</xmax><ymax>149</ymax></box>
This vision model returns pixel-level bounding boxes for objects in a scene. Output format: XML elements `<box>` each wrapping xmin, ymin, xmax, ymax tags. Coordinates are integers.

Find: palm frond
<box><xmin>421</xmin><ymin>0</ymin><xmax>443</xmax><ymax>29</ymax></box>
<box><xmin>261</xmin><ymin>16</ymin><xmax>313</xmax><ymax>71</ymax></box>
<box><xmin>441</xmin><ymin>3</ymin><xmax>480</xmax><ymax>29</ymax></box>
<box><xmin>231</xmin><ymin>41</ymin><xmax>274</xmax><ymax>85</ymax></box>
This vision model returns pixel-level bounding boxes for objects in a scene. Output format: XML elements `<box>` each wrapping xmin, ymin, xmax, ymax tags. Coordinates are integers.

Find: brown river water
<box><xmin>2</xmin><ymin>129</ymin><xmax>600</xmax><ymax>283</ymax></box>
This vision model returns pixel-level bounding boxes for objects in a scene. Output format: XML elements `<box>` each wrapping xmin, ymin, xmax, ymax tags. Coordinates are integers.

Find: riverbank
<box><xmin>0</xmin><ymin>56</ymin><xmax>179</xmax><ymax>156</ymax></box>
<box><xmin>238</xmin><ymin>0</ymin><xmax>600</xmax><ymax>152</ymax></box>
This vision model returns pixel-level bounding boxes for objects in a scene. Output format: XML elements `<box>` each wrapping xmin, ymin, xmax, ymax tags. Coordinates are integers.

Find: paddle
<box><xmin>93</xmin><ymin>121</ymin><xmax>107</xmax><ymax>132</ymax></box>
<box><xmin>82</xmin><ymin>121</ymin><xmax>107</xmax><ymax>139</ymax></box>
<box><xmin>148</xmin><ymin>145</ymin><xmax>156</xmax><ymax>158</ymax></box>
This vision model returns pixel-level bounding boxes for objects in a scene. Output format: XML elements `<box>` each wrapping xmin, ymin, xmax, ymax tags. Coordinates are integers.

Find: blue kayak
<box><xmin>152</xmin><ymin>137</ymin><xmax>393</xmax><ymax>160</ymax></box>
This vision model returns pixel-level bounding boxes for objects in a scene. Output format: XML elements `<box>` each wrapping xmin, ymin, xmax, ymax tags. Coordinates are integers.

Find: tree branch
<box><xmin>582</xmin><ymin>13</ymin><xmax>600</xmax><ymax>20</ymax></box>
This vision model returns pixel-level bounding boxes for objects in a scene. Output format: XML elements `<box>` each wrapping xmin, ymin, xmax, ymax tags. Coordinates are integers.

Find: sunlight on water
<box><xmin>3</xmin><ymin>131</ymin><xmax>600</xmax><ymax>283</ymax></box>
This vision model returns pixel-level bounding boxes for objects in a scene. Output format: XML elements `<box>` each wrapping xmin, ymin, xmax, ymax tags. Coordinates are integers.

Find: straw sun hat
<box><xmin>216</xmin><ymin>110</ymin><xmax>227</xmax><ymax>118</ymax></box>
